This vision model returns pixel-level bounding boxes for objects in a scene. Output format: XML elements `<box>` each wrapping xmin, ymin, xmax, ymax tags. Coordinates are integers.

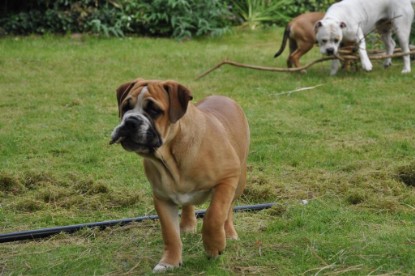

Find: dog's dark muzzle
<box><xmin>110</xmin><ymin>116</ymin><xmax>162</xmax><ymax>153</ymax></box>
<box><xmin>325</xmin><ymin>47</ymin><xmax>335</xmax><ymax>55</ymax></box>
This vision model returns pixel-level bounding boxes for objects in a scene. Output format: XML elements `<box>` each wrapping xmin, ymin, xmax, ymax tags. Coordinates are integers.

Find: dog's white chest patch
<box><xmin>170</xmin><ymin>190</ymin><xmax>211</xmax><ymax>206</ymax></box>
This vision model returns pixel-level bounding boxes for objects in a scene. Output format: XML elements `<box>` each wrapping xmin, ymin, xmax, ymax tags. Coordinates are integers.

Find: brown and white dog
<box><xmin>274</xmin><ymin>12</ymin><xmax>325</xmax><ymax>68</ymax></box>
<box><xmin>110</xmin><ymin>79</ymin><xmax>250</xmax><ymax>272</ymax></box>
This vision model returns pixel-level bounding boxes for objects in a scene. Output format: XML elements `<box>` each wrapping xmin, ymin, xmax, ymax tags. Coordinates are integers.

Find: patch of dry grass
<box><xmin>242</xmin><ymin>161</ymin><xmax>415</xmax><ymax>215</ymax></box>
<box><xmin>396</xmin><ymin>162</ymin><xmax>415</xmax><ymax>187</ymax></box>
<box><xmin>0</xmin><ymin>170</ymin><xmax>148</xmax><ymax>233</ymax></box>
<box><xmin>2</xmin><ymin>171</ymin><xmax>144</xmax><ymax>211</ymax></box>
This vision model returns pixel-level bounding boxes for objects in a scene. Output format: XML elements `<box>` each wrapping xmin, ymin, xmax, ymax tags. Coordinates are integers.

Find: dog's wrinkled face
<box><xmin>315</xmin><ymin>19</ymin><xmax>345</xmax><ymax>55</ymax></box>
<box><xmin>110</xmin><ymin>79</ymin><xmax>192</xmax><ymax>155</ymax></box>
<box><xmin>110</xmin><ymin>85</ymin><xmax>163</xmax><ymax>154</ymax></box>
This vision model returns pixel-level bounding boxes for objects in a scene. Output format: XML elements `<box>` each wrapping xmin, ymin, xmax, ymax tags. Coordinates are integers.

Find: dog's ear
<box><xmin>115</xmin><ymin>80</ymin><xmax>137</xmax><ymax>118</ymax></box>
<box><xmin>340</xmin><ymin>22</ymin><xmax>347</xmax><ymax>29</ymax></box>
<box><xmin>314</xmin><ymin>21</ymin><xmax>323</xmax><ymax>33</ymax></box>
<box><xmin>163</xmin><ymin>81</ymin><xmax>193</xmax><ymax>123</ymax></box>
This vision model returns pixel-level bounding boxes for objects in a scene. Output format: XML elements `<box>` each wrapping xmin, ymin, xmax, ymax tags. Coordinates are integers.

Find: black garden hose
<box><xmin>0</xmin><ymin>203</ymin><xmax>274</xmax><ymax>243</ymax></box>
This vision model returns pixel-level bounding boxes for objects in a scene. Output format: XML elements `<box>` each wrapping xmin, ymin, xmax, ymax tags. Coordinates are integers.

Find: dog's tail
<box><xmin>274</xmin><ymin>25</ymin><xmax>291</xmax><ymax>58</ymax></box>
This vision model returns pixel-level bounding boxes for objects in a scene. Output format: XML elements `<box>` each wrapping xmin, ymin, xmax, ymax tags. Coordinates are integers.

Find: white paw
<box><xmin>401</xmin><ymin>68</ymin><xmax>411</xmax><ymax>74</ymax></box>
<box><xmin>152</xmin><ymin>262</ymin><xmax>177</xmax><ymax>273</ymax></box>
<box><xmin>362</xmin><ymin>62</ymin><xmax>373</xmax><ymax>72</ymax></box>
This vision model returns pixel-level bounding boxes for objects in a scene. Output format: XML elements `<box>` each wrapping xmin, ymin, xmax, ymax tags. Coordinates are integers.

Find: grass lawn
<box><xmin>1</xmin><ymin>28</ymin><xmax>415</xmax><ymax>275</ymax></box>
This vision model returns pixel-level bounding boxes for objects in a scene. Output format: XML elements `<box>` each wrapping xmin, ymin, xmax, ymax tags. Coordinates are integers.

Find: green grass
<box><xmin>1</xmin><ymin>29</ymin><xmax>415</xmax><ymax>275</ymax></box>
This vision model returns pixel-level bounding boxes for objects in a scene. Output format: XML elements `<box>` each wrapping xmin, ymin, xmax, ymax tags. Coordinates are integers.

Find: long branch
<box><xmin>196</xmin><ymin>49</ymin><xmax>415</xmax><ymax>80</ymax></box>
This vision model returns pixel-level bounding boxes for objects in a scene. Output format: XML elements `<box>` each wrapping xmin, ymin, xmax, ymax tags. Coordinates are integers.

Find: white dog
<box><xmin>315</xmin><ymin>0</ymin><xmax>414</xmax><ymax>75</ymax></box>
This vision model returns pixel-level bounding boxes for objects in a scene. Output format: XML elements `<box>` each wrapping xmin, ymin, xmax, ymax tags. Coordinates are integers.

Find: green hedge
<box><xmin>0</xmin><ymin>0</ymin><xmax>233</xmax><ymax>38</ymax></box>
<box><xmin>0</xmin><ymin>0</ymin><xmax>338</xmax><ymax>38</ymax></box>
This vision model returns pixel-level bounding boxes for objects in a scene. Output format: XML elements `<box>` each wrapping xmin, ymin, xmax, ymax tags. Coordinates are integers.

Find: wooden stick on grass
<box><xmin>195</xmin><ymin>57</ymin><xmax>336</xmax><ymax>80</ymax></box>
<box><xmin>195</xmin><ymin>50</ymin><xmax>415</xmax><ymax>80</ymax></box>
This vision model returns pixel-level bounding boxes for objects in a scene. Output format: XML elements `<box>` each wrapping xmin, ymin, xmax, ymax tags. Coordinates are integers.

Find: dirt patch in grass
<box><xmin>266</xmin><ymin>203</ymin><xmax>288</xmax><ymax>217</ymax></box>
<box><xmin>270</xmin><ymin>163</ymin><xmax>415</xmax><ymax>213</ymax></box>
<box><xmin>13</xmin><ymin>198</ymin><xmax>46</xmax><ymax>212</ymax></box>
<box><xmin>0</xmin><ymin>172</ymin><xmax>25</xmax><ymax>195</ymax></box>
<box><xmin>243</xmin><ymin>166</ymin><xmax>280</xmax><ymax>202</ymax></box>
<box><xmin>2</xmin><ymin>170</ymin><xmax>146</xmax><ymax>212</ymax></box>
<box><xmin>396</xmin><ymin>162</ymin><xmax>415</xmax><ymax>187</ymax></box>
<box><xmin>22</xmin><ymin>171</ymin><xmax>57</xmax><ymax>190</ymax></box>
<box><xmin>73</xmin><ymin>179</ymin><xmax>110</xmax><ymax>195</ymax></box>
<box><xmin>345</xmin><ymin>188</ymin><xmax>367</xmax><ymax>205</ymax></box>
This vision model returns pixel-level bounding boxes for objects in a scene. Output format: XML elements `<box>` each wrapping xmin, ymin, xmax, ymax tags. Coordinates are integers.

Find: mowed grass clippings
<box><xmin>0</xmin><ymin>29</ymin><xmax>415</xmax><ymax>274</ymax></box>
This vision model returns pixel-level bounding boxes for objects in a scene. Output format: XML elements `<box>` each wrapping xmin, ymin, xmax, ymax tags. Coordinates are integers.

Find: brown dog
<box><xmin>274</xmin><ymin>12</ymin><xmax>325</xmax><ymax>68</ymax></box>
<box><xmin>110</xmin><ymin>79</ymin><xmax>250</xmax><ymax>272</ymax></box>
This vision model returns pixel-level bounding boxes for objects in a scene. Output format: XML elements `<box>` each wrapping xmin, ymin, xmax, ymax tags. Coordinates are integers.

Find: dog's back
<box><xmin>196</xmin><ymin>96</ymin><xmax>250</xmax><ymax>196</ymax></box>
<box><xmin>196</xmin><ymin>96</ymin><xmax>250</xmax><ymax>159</ymax></box>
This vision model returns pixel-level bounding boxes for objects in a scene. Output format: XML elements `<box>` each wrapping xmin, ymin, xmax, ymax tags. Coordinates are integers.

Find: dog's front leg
<box><xmin>356</xmin><ymin>28</ymin><xmax>373</xmax><ymax>72</ymax></box>
<box><xmin>202</xmin><ymin>180</ymin><xmax>237</xmax><ymax>258</ymax></box>
<box><xmin>153</xmin><ymin>196</ymin><xmax>182</xmax><ymax>273</ymax></box>
<box><xmin>330</xmin><ymin>59</ymin><xmax>341</xmax><ymax>75</ymax></box>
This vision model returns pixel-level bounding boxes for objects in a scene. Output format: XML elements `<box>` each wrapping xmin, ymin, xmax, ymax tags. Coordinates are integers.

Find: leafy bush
<box><xmin>0</xmin><ymin>0</ymin><xmax>233</xmax><ymax>39</ymax></box>
<box><xmin>228</xmin><ymin>0</ymin><xmax>337</xmax><ymax>28</ymax></box>
<box><xmin>229</xmin><ymin>0</ymin><xmax>292</xmax><ymax>30</ymax></box>
<box><xmin>0</xmin><ymin>1</ymin><xmax>126</xmax><ymax>36</ymax></box>
<box><xmin>289</xmin><ymin>0</ymin><xmax>338</xmax><ymax>14</ymax></box>
<box><xmin>122</xmin><ymin>0</ymin><xmax>232</xmax><ymax>38</ymax></box>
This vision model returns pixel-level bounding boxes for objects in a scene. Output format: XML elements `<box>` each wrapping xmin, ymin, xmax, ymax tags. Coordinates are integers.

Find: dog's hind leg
<box><xmin>393</xmin><ymin>15</ymin><xmax>413</xmax><ymax>73</ymax></box>
<box><xmin>380</xmin><ymin>29</ymin><xmax>395</xmax><ymax>68</ymax></box>
<box><xmin>224</xmin><ymin>203</ymin><xmax>238</xmax><ymax>240</ymax></box>
<box><xmin>376</xmin><ymin>18</ymin><xmax>394</xmax><ymax>68</ymax></box>
<box><xmin>180</xmin><ymin>205</ymin><xmax>197</xmax><ymax>234</ymax></box>
<box><xmin>291</xmin><ymin>40</ymin><xmax>314</xmax><ymax>69</ymax></box>
<box><xmin>287</xmin><ymin>38</ymin><xmax>298</xmax><ymax>67</ymax></box>
<box><xmin>224</xmin><ymin>163</ymin><xmax>247</xmax><ymax>239</ymax></box>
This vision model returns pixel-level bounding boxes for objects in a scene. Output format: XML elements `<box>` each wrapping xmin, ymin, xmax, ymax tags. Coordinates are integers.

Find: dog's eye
<box><xmin>121</xmin><ymin>99</ymin><xmax>132</xmax><ymax>114</ymax></box>
<box><xmin>121</xmin><ymin>104</ymin><xmax>130</xmax><ymax>114</ymax></box>
<box><xmin>145</xmin><ymin>101</ymin><xmax>163</xmax><ymax>119</ymax></box>
<box><xmin>334</xmin><ymin>39</ymin><xmax>339</xmax><ymax>44</ymax></box>
<box><xmin>322</xmin><ymin>39</ymin><xmax>328</xmax><ymax>44</ymax></box>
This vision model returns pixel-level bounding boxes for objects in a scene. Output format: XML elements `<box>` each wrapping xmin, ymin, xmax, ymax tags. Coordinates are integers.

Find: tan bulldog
<box><xmin>110</xmin><ymin>79</ymin><xmax>250</xmax><ymax>272</ymax></box>
<box><xmin>274</xmin><ymin>12</ymin><xmax>325</xmax><ymax>68</ymax></box>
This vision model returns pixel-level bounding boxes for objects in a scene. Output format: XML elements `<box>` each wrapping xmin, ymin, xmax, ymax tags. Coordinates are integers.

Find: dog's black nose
<box><xmin>109</xmin><ymin>116</ymin><xmax>142</xmax><ymax>145</ymax></box>
<box><xmin>124</xmin><ymin>116</ymin><xmax>141</xmax><ymax>130</ymax></box>
<box><xmin>326</xmin><ymin>48</ymin><xmax>335</xmax><ymax>55</ymax></box>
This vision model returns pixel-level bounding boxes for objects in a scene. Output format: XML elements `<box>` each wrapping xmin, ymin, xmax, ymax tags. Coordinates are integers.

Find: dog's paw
<box><xmin>361</xmin><ymin>60</ymin><xmax>373</xmax><ymax>72</ymax></box>
<box><xmin>401</xmin><ymin>68</ymin><xmax>411</xmax><ymax>74</ymax></box>
<box><xmin>203</xmin><ymin>229</ymin><xmax>226</xmax><ymax>259</ymax></box>
<box><xmin>204</xmin><ymin>239</ymin><xmax>225</xmax><ymax>258</ymax></box>
<box><xmin>225</xmin><ymin>224</ymin><xmax>238</xmax><ymax>240</ymax></box>
<box><xmin>206</xmin><ymin>249</ymin><xmax>223</xmax><ymax>259</ymax></box>
<box><xmin>180</xmin><ymin>224</ymin><xmax>197</xmax><ymax>234</ymax></box>
<box><xmin>152</xmin><ymin>262</ymin><xmax>179</xmax><ymax>273</ymax></box>
<box><xmin>330</xmin><ymin>70</ymin><xmax>338</xmax><ymax>76</ymax></box>
<box><xmin>383</xmin><ymin>60</ymin><xmax>392</xmax><ymax>68</ymax></box>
